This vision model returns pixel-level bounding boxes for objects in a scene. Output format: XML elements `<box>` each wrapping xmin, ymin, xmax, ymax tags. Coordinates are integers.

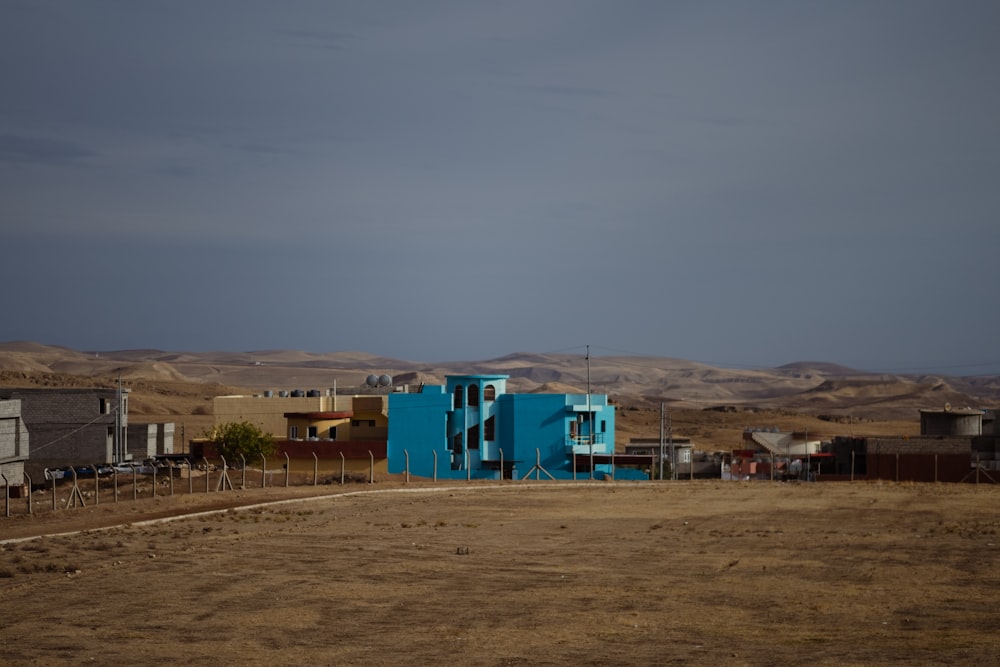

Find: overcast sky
<box><xmin>2</xmin><ymin>1</ymin><xmax>998</xmax><ymax>373</ymax></box>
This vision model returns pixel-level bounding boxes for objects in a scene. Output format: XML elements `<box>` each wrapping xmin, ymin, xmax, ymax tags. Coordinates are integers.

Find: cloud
<box><xmin>0</xmin><ymin>134</ymin><xmax>94</xmax><ymax>164</ymax></box>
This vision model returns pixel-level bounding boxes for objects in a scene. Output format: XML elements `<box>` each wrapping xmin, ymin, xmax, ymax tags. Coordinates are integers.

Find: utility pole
<box><xmin>659</xmin><ymin>402</ymin><xmax>665</xmax><ymax>480</ymax></box>
<box><xmin>587</xmin><ymin>345</ymin><xmax>593</xmax><ymax>480</ymax></box>
<box><xmin>668</xmin><ymin>412</ymin><xmax>674</xmax><ymax>480</ymax></box>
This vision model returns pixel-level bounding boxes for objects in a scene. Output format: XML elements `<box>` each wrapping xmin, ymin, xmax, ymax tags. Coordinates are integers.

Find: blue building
<box><xmin>388</xmin><ymin>374</ymin><xmax>643</xmax><ymax>480</ymax></box>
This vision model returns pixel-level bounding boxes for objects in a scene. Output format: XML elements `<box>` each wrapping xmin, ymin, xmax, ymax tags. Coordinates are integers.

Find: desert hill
<box><xmin>2</xmin><ymin>342</ymin><xmax>997</xmax><ymax>448</ymax></box>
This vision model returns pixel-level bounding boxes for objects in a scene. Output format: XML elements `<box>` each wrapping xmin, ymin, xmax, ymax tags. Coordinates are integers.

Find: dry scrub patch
<box><xmin>1</xmin><ymin>482</ymin><xmax>999</xmax><ymax>665</ymax></box>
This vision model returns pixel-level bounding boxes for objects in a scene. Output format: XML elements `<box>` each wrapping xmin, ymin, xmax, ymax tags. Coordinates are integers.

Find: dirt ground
<box><xmin>2</xmin><ymin>479</ymin><xmax>999</xmax><ymax>666</ymax></box>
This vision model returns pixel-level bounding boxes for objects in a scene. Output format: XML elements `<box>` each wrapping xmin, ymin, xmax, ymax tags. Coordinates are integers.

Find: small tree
<box><xmin>204</xmin><ymin>421</ymin><xmax>276</xmax><ymax>464</ymax></box>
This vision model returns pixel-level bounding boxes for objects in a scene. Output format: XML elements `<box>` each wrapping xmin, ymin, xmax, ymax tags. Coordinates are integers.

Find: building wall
<box><xmin>387</xmin><ymin>387</ymin><xmax>451</xmax><ymax>477</ymax></box>
<box><xmin>920</xmin><ymin>411</ymin><xmax>982</xmax><ymax>436</ymax></box>
<box><xmin>0</xmin><ymin>399</ymin><xmax>29</xmax><ymax>488</ymax></box>
<box><xmin>0</xmin><ymin>388</ymin><xmax>127</xmax><ymax>479</ymax></box>
<box><xmin>127</xmin><ymin>422</ymin><xmax>175</xmax><ymax>460</ymax></box>
<box><xmin>215</xmin><ymin>394</ymin><xmax>337</xmax><ymax>436</ymax></box>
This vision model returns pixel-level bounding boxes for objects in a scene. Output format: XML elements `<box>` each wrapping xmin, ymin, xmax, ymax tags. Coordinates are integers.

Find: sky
<box><xmin>1</xmin><ymin>1</ymin><xmax>998</xmax><ymax>373</ymax></box>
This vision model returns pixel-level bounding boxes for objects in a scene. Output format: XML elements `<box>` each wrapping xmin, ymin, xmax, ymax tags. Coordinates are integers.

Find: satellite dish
<box><xmin>378</xmin><ymin>374</ymin><xmax>392</xmax><ymax>387</ymax></box>
<box><xmin>944</xmin><ymin>402</ymin><xmax>951</xmax><ymax>412</ymax></box>
<box><xmin>365</xmin><ymin>374</ymin><xmax>379</xmax><ymax>388</ymax></box>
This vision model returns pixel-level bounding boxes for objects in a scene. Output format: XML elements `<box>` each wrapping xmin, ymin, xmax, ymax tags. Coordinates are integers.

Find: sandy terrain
<box><xmin>2</xmin><ymin>479</ymin><xmax>999</xmax><ymax>665</ymax></box>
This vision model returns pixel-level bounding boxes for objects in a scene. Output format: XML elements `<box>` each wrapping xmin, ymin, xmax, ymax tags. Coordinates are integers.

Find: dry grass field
<box><xmin>2</xmin><ymin>480</ymin><xmax>1000</xmax><ymax>666</ymax></box>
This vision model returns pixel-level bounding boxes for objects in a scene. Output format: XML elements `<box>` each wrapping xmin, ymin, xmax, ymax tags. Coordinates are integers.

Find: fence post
<box><xmin>2</xmin><ymin>472</ymin><xmax>8</xmax><ymax>518</ymax></box>
<box><xmin>93</xmin><ymin>463</ymin><xmax>100</xmax><ymax>506</ymax></box>
<box><xmin>260</xmin><ymin>454</ymin><xmax>266</xmax><ymax>488</ymax></box>
<box><xmin>432</xmin><ymin>450</ymin><xmax>438</xmax><ymax>483</ymax></box>
<box><xmin>24</xmin><ymin>472</ymin><xmax>32</xmax><ymax>515</ymax></box>
<box><xmin>895</xmin><ymin>453</ymin><xmax>900</xmax><ymax>482</ymax></box>
<box><xmin>851</xmin><ymin>451</ymin><xmax>855</xmax><ymax>482</ymax></box>
<box><xmin>184</xmin><ymin>458</ymin><xmax>192</xmax><ymax>494</ymax></box>
<box><xmin>204</xmin><ymin>458</ymin><xmax>210</xmax><ymax>493</ymax></box>
<box><xmin>404</xmin><ymin>450</ymin><xmax>409</xmax><ymax>484</ymax></box>
<box><xmin>50</xmin><ymin>471</ymin><xmax>56</xmax><ymax>510</ymax></box>
<box><xmin>340</xmin><ymin>452</ymin><xmax>345</xmax><ymax>485</ymax></box>
<box><xmin>132</xmin><ymin>466</ymin><xmax>138</xmax><ymax>501</ymax></box>
<box><xmin>151</xmin><ymin>463</ymin><xmax>157</xmax><ymax>498</ymax></box>
<box><xmin>500</xmin><ymin>449</ymin><xmax>504</xmax><ymax>481</ymax></box>
<box><xmin>313</xmin><ymin>452</ymin><xmax>318</xmax><ymax>486</ymax></box>
<box><xmin>934</xmin><ymin>454</ymin><xmax>938</xmax><ymax>483</ymax></box>
<box><xmin>113</xmin><ymin>467</ymin><xmax>120</xmax><ymax>503</ymax></box>
<box><xmin>168</xmin><ymin>461</ymin><xmax>174</xmax><ymax>496</ymax></box>
<box><xmin>369</xmin><ymin>450</ymin><xmax>374</xmax><ymax>484</ymax></box>
<box><xmin>770</xmin><ymin>453</ymin><xmax>775</xmax><ymax>481</ymax></box>
<box><xmin>240</xmin><ymin>455</ymin><xmax>247</xmax><ymax>489</ymax></box>
<box><xmin>976</xmin><ymin>454</ymin><xmax>980</xmax><ymax>484</ymax></box>
<box><xmin>284</xmin><ymin>453</ymin><xmax>290</xmax><ymax>488</ymax></box>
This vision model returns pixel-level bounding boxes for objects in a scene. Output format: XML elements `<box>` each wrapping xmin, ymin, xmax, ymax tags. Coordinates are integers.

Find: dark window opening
<box><xmin>468</xmin><ymin>424</ymin><xmax>480</xmax><ymax>449</ymax></box>
<box><xmin>467</xmin><ymin>384</ymin><xmax>479</xmax><ymax>407</ymax></box>
<box><xmin>484</xmin><ymin>416</ymin><xmax>495</xmax><ymax>441</ymax></box>
<box><xmin>329</xmin><ymin>426</ymin><xmax>337</xmax><ymax>440</ymax></box>
<box><xmin>453</xmin><ymin>385</ymin><xmax>463</xmax><ymax>409</ymax></box>
<box><xmin>307</xmin><ymin>426</ymin><xmax>318</xmax><ymax>439</ymax></box>
<box><xmin>484</xmin><ymin>384</ymin><xmax>496</xmax><ymax>401</ymax></box>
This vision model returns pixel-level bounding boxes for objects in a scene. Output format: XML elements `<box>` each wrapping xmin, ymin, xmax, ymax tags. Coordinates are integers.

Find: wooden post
<box><xmin>23</xmin><ymin>472</ymin><xmax>32</xmax><ymax>515</ymax></box>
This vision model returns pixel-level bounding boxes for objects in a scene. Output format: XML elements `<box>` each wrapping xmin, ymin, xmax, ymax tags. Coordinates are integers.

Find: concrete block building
<box><xmin>0</xmin><ymin>387</ymin><xmax>129</xmax><ymax>480</ymax></box>
<box><xmin>388</xmin><ymin>374</ymin><xmax>634</xmax><ymax>480</ymax></box>
<box><xmin>127</xmin><ymin>422</ymin><xmax>175</xmax><ymax>460</ymax></box>
<box><xmin>0</xmin><ymin>399</ymin><xmax>29</xmax><ymax>491</ymax></box>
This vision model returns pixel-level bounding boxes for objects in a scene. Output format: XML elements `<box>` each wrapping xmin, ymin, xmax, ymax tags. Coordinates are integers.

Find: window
<box><xmin>484</xmin><ymin>416</ymin><xmax>495</xmax><ymax>441</ymax></box>
<box><xmin>467</xmin><ymin>384</ymin><xmax>479</xmax><ymax>407</ymax></box>
<box><xmin>329</xmin><ymin>426</ymin><xmax>337</xmax><ymax>440</ymax></box>
<box><xmin>290</xmin><ymin>426</ymin><xmax>299</xmax><ymax>439</ymax></box>
<box><xmin>601</xmin><ymin>420</ymin><xmax>607</xmax><ymax>433</ymax></box>
<box><xmin>307</xmin><ymin>426</ymin><xmax>318</xmax><ymax>439</ymax></box>
<box><xmin>484</xmin><ymin>384</ymin><xmax>496</xmax><ymax>401</ymax></box>
<box><xmin>99</xmin><ymin>398</ymin><xmax>111</xmax><ymax>414</ymax></box>
<box><xmin>468</xmin><ymin>424</ymin><xmax>480</xmax><ymax>449</ymax></box>
<box><xmin>453</xmin><ymin>385</ymin><xmax>463</xmax><ymax>409</ymax></box>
